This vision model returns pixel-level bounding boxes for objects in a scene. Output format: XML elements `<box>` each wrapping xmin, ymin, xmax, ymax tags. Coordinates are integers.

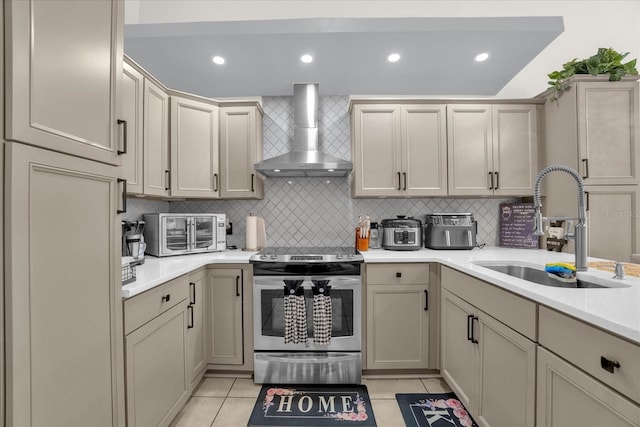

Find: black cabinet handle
<box><xmin>467</xmin><ymin>314</ymin><xmax>479</xmax><ymax>343</ymax></box>
<box><xmin>494</xmin><ymin>171</ymin><xmax>499</xmax><ymax>190</ymax></box>
<box><xmin>601</xmin><ymin>356</ymin><xmax>621</xmax><ymax>373</ymax></box>
<box><xmin>165</xmin><ymin>170</ymin><xmax>171</xmax><ymax>191</ymax></box>
<box><xmin>585</xmin><ymin>191</ymin><xmax>590</xmax><ymax>211</ymax></box>
<box><xmin>117</xmin><ymin>178</ymin><xmax>127</xmax><ymax>214</ymax></box>
<box><xmin>582</xmin><ymin>158</ymin><xmax>589</xmax><ymax>179</ymax></box>
<box><xmin>424</xmin><ymin>290</ymin><xmax>429</xmax><ymax>311</ymax></box>
<box><xmin>471</xmin><ymin>316</ymin><xmax>479</xmax><ymax>344</ymax></box>
<box><xmin>397</xmin><ymin>172</ymin><xmax>401</xmax><ymax>191</ymax></box>
<box><xmin>187</xmin><ymin>305</ymin><xmax>194</xmax><ymax>329</ymax></box>
<box><xmin>235</xmin><ymin>275</ymin><xmax>240</xmax><ymax>296</ymax></box>
<box><xmin>251</xmin><ymin>173</ymin><xmax>255</xmax><ymax>192</ymax></box>
<box><xmin>161</xmin><ymin>294</ymin><xmax>171</xmax><ymax>303</ymax></box>
<box><xmin>189</xmin><ymin>282</ymin><xmax>196</xmax><ymax>304</ymax></box>
<box><xmin>214</xmin><ymin>173</ymin><xmax>219</xmax><ymax>192</ymax></box>
<box><xmin>488</xmin><ymin>172</ymin><xmax>494</xmax><ymax>190</ymax></box>
<box><xmin>403</xmin><ymin>172</ymin><xmax>407</xmax><ymax>191</ymax></box>
<box><xmin>117</xmin><ymin>119</ymin><xmax>127</xmax><ymax>155</ymax></box>
<box><xmin>396</xmin><ymin>272</ymin><xmax>402</xmax><ymax>278</ymax></box>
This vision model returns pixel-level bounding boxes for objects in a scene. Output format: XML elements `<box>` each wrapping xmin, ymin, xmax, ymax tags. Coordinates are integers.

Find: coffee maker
<box><xmin>122</xmin><ymin>220</ymin><xmax>146</xmax><ymax>265</ymax></box>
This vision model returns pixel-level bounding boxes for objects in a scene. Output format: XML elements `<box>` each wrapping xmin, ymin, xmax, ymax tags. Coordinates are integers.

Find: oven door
<box><xmin>253</xmin><ymin>275</ymin><xmax>361</xmax><ymax>352</ymax></box>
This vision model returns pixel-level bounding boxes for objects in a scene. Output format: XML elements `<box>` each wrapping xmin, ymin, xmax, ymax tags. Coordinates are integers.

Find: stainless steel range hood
<box><xmin>254</xmin><ymin>83</ymin><xmax>353</xmax><ymax>177</ymax></box>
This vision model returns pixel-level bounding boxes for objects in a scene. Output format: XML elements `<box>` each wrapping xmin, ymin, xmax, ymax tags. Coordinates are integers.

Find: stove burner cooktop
<box><xmin>250</xmin><ymin>246</ymin><xmax>363</xmax><ymax>263</ymax></box>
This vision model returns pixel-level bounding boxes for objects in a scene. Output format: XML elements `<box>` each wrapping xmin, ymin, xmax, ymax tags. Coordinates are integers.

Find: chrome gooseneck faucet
<box><xmin>533</xmin><ymin>165</ymin><xmax>588</xmax><ymax>271</ymax></box>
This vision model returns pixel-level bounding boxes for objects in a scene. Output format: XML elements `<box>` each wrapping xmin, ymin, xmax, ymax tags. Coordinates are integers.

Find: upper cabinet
<box><xmin>447</xmin><ymin>104</ymin><xmax>538</xmax><ymax>196</ymax></box>
<box><xmin>144</xmin><ymin>79</ymin><xmax>171</xmax><ymax>197</ymax></box>
<box><xmin>170</xmin><ymin>94</ymin><xmax>220</xmax><ymax>198</ymax></box>
<box><xmin>219</xmin><ymin>105</ymin><xmax>265</xmax><ymax>199</ymax></box>
<box><xmin>350</xmin><ymin>103</ymin><xmax>447</xmax><ymax>197</ymax></box>
<box><xmin>121</xmin><ymin>61</ymin><xmax>144</xmax><ymax>194</ymax></box>
<box><xmin>5</xmin><ymin>0</ymin><xmax>124</xmax><ymax>166</ymax></box>
<box><xmin>544</xmin><ymin>77</ymin><xmax>640</xmax><ymax>186</ymax></box>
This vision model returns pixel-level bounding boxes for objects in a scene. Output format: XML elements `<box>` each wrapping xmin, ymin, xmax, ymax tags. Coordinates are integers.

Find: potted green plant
<box><xmin>547</xmin><ymin>47</ymin><xmax>638</xmax><ymax>101</ymax></box>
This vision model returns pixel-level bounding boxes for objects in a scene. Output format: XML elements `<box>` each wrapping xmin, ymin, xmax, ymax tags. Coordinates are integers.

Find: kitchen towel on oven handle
<box><xmin>283</xmin><ymin>280</ymin><xmax>307</xmax><ymax>344</ymax></box>
<box><xmin>312</xmin><ymin>280</ymin><xmax>332</xmax><ymax>345</ymax></box>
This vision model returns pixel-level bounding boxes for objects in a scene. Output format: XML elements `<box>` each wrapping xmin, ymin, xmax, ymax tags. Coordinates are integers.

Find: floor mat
<box><xmin>395</xmin><ymin>392</ymin><xmax>478</xmax><ymax>427</ymax></box>
<box><xmin>248</xmin><ymin>384</ymin><xmax>377</xmax><ymax>426</ymax></box>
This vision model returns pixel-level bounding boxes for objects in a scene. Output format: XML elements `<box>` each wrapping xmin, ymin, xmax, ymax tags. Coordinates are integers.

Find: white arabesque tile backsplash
<box><xmin>127</xmin><ymin>95</ymin><xmax>519</xmax><ymax>248</ymax></box>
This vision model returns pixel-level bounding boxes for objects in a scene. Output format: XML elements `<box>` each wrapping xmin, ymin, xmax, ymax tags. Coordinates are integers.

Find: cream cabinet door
<box><xmin>585</xmin><ymin>185</ymin><xmax>640</xmax><ymax>262</ymax></box>
<box><xmin>125</xmin><ymin>301</ymin><xmax>190</xmax><ymax>427</ymax></box>
<box><xmin>219</xmin><ymin>106</ymin><xmax>264</xmax><ymax>199</ymax></box>
<box><xmin>171</xmin><ymin>96</ymin><xmax>220</xmax><ymax>198</ymax></box>
<box><xmin>537</xmin><ymin>347</ymin><xmax>640</xmax><ymax>427</ymax></box>
<box><xmin>4</xmin><ymin>142</ymin><xmax>125</xmax><ymax>427</ymax></box>
<box><xmin>206</xmin><ymin>269</ymin><xmax>244</xmax><ymax>365</ymax></box>
<box><xmin>401</xmin><ymin>105</ymin><xmax>448</xmax><ymax>196</ymax></box>
<box><xmin>366</xmin><ymin>284</ymin><xmax>430</xmax><ymax>369</ymax></box>
<box><xmin>351</xmin><ymin>104</ymin><xmax>402</xmax><ymax>197</ymax></box>
<box><xmin>577</xmin><ymin>82</ymin><xmax>640</xmax><ymax>185</ymax></box>
<box><xmin>121</xmin><ymin>61</ymin><xmax>144</xmax><ymax>194</ymax></box>
<box><xmin>492</xmin><ymin>105</ymin><xmax>538</xmax><ymax>196</ymax></box>
<box><xmin>476</xmin><ymin>311</ymin><xmax>536</xmax><ymax>427</ymax></box>
<box><xmin>447</xmin><ymin>105</ymin><xmax>493</xmax><ymax>195</ymax></box>
<box><xmin>441</xmin><ymin>290</ymin><xmax>479</xmax><ymax>411</ymax></box>
<box><xmin>143</xmin><ymin>79</ymin><xmax>170</xmax><ymax>197</ymax></box>
<box><xmin>187</xmin><ymin>270</ymin><xmax>207</xmax><ymax>389</ymax></box>
<box><xmin>5</xmin><ymin>0</ymin><xmax>124</xmax><ymax>165</ymax></box>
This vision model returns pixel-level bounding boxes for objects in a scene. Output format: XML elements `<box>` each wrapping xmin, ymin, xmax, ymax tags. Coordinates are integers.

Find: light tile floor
<box><xmin>170</xmin><ymin>376</ymin><xmax>453</xmax><ymax>427</ymax></box>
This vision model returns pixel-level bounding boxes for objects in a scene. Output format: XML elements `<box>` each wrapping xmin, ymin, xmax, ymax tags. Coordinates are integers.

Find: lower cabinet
<box><xmin>365</xmin><ymin>263</ymin><xmax>432</xmax><ymax>370</ymax></box>
<box><xmin>537</xmin><ymin>347</ymin><xmax>640</xmax><ymax>427</ymax></box>
<box><xmin>124</xmin><ymin>275</ymin><xmax>190</xmax><ymax>427</ymax></box>
<box><xmin>441</xmin><ymin>267</ymin><xmax>536</xmax><ymax>427</ymax></box>
<box><xmin>206</xmin><ymin>266</ymin><xmax>249</xmax><ymax>367</ymax></box>
<box><xmin>187</xmin><ymin>268</ymin><xmax>207</xmax><ymax>389</ymax></box>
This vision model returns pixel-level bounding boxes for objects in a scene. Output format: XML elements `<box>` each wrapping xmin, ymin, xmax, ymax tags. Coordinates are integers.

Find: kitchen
<box><xmin>3</xmin><ymin>1</ymin><xmax>640</xmax><ymax>427</ymax></box>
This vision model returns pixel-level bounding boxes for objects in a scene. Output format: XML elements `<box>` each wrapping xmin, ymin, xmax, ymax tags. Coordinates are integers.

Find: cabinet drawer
<box><xmin>124</xmin><ymin>274</ymin><xmax>189</xmax><ymax>335</ymax></box>
<box><xmin>366</xmin><ymin>263</ymin><xmax>429</xmax><ymax>285</ymax></box>
<box><xmin>441</xmin><ymin>266</ymin><xmax>537</xmax><ymax>340</ymax></box>
<box><xmin>539</xmin><ymin>306</ymin><xmax>640</xmax><ymax>404</ymax></box>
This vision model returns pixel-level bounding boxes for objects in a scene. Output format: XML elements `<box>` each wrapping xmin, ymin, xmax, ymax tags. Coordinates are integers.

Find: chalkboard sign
<box><xmin>499</xmin><ymin>203</ymin><xmax>538</xmax><ymax>249</ymax></box>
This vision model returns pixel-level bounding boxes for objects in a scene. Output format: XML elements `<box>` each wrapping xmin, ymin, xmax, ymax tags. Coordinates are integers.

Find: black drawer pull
<box><xmin>236</xmin><ymin>276</ymin><xmax>240</xmax><ymax>296</ymax></box>
<box><xmin>397</xmin><ymin>172</ymin><xmax>401</xmax><ymax>191</ymax></box>
<box><xmin>187</xmin><ymin>305</ymin><xmax>194</xmax><ymax>329</ymax></box>
<box><xmin>494</xmin><ymin>171</ymin><xmax>499</xmax><ymax>190</ymax></box>
<box><xmin>161</xmin><ymin>294</ymin><xmax>171</xmax><ymax>303</ymax></box>
<box><xmin>424</xmin><ymin>290</ymin><xmax>429</xmax><ymax>311</ymax></box>
<box><xmin>601</xmin><ymin>356</ymin><xmax>621</xmax><ymax>373</ymax></box>
<box><xmin>251</xmin><ymin>173</ymin><xmax>255</xmax><ymax>192</ymax></box>
<box><xmin>488</xmin><ymin>172</ymin><xmax>494</xmax><ymax>190</ymax></box>
<box><xmin>467</xmin><ymin>314</ymin><xmax>474</xmax><ymax>341</ymax></box>
<box><xmin>396</xmin><ymin>272</ymin><xmax>402</xmax><ymax>278</ymax></box>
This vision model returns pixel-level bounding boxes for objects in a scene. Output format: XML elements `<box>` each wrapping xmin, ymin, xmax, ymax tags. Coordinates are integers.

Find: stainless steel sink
<box><xmin>479</xmin><ymin>264</ymin><xmax>613</xmax><ymax>289</ymax></box>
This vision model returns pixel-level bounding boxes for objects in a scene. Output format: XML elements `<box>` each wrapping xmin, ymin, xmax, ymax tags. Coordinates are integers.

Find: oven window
<box><xmin>259</xmin><ymin>289</ymin><xmax>354</xmax><ymax>338</ymax></box>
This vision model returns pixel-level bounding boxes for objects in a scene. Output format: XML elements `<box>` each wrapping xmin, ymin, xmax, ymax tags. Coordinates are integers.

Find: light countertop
<box><xmin>122</xmin><ymin>250</ymin><xmax>256</xmax><ymax>298</ymax></box>
<box><xmin>124</xmin><ymin>247</ymin><xmax>640</xmax><ymax>345</ymax></box>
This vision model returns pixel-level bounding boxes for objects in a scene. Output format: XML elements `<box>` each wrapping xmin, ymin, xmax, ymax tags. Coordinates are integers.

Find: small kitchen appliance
<box><xmin>143</xmin><ymin>213</ymin><xmax>226</xmax><ymax>257</ymax></box>
<box><xmin>250</xmin><ymin>247</ymin><xmax>363</xmax><ymax>384</ymax></box>
<box><xmin>122</xmin><ymin>220</ymin><xmax>146</xmax><ymax>265</ymax></box>
<box><xmin>381</xmin><ymin>216</ymin><xmax>423</xmax><ymax>250</ymax></box>
<box><xmin>424</xmin><ymin>213</ymin><xmax>477</xmax><ymax>250</ymax></box>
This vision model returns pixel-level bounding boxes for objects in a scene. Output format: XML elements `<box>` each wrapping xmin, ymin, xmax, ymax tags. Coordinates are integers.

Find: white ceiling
<box><xmin>124</xmin><ymin>16</ymin><xmax>564</xmax><ymax>97</ymax></box>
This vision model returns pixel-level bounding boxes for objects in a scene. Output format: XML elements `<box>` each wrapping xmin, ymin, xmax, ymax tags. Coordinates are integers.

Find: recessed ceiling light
<box><xmin>387</xmin><ymin>53</ymin><xmax>401</xmax><ymax>63</ymax></box>
<box><xmin>212</xmin><ymin>56</ymin><xmax>225</xmax><ymax>65</ymax></box>
<box><xmin>300</xmin><ymin>54</ymin><xmax>313</xmax><ymax>63</ymax></box>
<box><xmin>475</xmin><ymin>52</ymin><xmax>489</xmax><ymax>62</ymax></box>
<box><xmin>273</xmin><ymin>169</ymin><xmax>281</xmax><ymax>172</ymax></box>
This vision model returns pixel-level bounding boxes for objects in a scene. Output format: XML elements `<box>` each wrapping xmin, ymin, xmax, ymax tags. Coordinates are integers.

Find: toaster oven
<box><xmin>143</xmin><ymin>213</ymin><xmax>226</xmax><ymax>257</ymax></box>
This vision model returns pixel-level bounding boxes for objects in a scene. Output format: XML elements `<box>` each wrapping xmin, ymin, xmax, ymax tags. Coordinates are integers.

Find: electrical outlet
<box><xmin>226</xmin><ymin>222</ymin><xmax>233</xmax><ymax>235</ymax></box>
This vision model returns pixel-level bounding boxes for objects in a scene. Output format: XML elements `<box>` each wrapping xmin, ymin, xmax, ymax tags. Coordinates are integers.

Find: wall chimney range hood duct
<box><xmin>254</xmin><ymin>83</ymin><xmax>353</xmax><ymax>177</ymax></box>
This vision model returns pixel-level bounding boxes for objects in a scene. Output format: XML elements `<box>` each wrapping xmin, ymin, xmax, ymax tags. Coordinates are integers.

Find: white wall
<box><xmin>125</xmin><ymin>0</ymin><xmax>640</xmax><ymax>98</ymax></box>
